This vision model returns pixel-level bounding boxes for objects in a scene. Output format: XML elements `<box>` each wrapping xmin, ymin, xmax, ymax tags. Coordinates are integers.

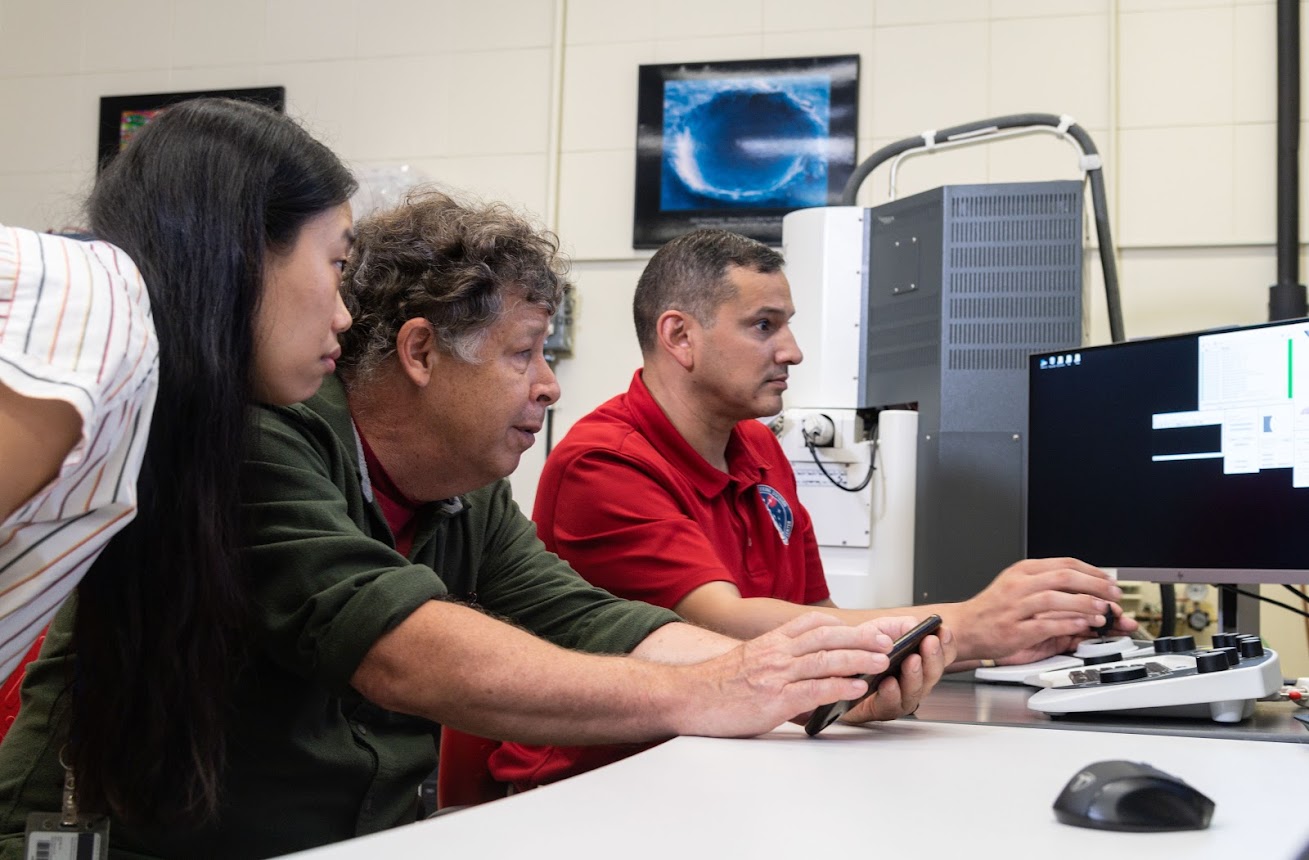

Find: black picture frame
<box><xmin>97</xmin><ymin>86</ymin><xmax>286</xmax><ymax>172</ymax></box>
<box><xmin>633</xmin><ymin>55</ymin><xmax>859</xmax><ymax>249</ymax></box>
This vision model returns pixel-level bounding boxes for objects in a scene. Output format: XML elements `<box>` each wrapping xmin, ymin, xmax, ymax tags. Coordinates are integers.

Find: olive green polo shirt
<box><xmin>0</xmin><ymin>376</ymin><xmax>678</xmax><ymax>859</ymax></box>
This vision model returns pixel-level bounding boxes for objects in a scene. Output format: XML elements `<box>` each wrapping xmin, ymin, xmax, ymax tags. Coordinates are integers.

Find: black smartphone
<box><xmin>804</xmin><ymin>614</ymin><xmax>943</xmax><ymax>737</ymax></box>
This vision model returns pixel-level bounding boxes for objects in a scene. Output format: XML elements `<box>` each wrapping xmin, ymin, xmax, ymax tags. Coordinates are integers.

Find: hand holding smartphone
<box><xmin>804</xmin><ymin>614</ymin><xmax>943</xmax><ymax>737</ymax></box>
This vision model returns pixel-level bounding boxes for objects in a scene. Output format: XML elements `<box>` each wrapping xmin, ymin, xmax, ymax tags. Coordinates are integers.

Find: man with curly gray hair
<box><xmin>206</xmin><ymin>190</ymin><xmax>949</xmax><ymax>854</ymax></box>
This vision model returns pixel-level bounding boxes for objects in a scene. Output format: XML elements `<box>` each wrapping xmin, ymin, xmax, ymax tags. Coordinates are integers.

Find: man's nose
<box><xmin>534</xmin><ymin>355</ymin><xmax>561</xmax><ymax>405</ymax></box>
<box><xmin>778</xmin><ymin>326</ymin><xmax>803</xmax><ymax>366</ymax></box>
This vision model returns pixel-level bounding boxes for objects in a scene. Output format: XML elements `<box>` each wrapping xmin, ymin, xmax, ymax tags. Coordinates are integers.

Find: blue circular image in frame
<box><xmin>661</xmin><ymin>76</ymin><xmax>831</xmax><ymax>211</ymax></box>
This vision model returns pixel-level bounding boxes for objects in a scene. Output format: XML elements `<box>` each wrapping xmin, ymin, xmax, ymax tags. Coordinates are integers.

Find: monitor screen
<box><xmin>1026</xmin><ymin>318</ymin><xmax>1309</xmax><ymax>583</ymax></box>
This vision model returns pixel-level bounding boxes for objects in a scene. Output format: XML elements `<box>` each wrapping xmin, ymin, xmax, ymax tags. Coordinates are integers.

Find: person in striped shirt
<box><xmin>0</xmin><ymin>225</ymin><xmax>159</xmax><ymax>681</ymax></box>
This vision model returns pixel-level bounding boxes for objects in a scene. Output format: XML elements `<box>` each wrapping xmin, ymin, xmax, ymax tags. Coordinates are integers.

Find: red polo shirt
<box><xmin>488</xmin><ymin>370</ymin><xmax>828</xmax><ymax>790</ymax></box>
<box><xmin>542</xmin><ymin>369</ymin><xmax>825</xmax><ymax>607</ymax></box>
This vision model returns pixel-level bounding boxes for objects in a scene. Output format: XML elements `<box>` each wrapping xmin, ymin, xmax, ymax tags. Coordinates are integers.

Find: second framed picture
<box><xmin>97</xmin><ymin>86</ymin><xmax>285</xmax><ymax>172</ymax></box>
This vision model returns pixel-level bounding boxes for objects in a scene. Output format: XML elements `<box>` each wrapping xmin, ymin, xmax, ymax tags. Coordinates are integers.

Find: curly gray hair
<box><xmin>338</xmin><ymin>189</ymin><xmax>569</xmax><ymax>383</ymax></box>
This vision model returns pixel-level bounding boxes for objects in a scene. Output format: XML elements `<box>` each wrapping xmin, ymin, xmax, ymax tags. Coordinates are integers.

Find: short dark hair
<box><xmin>633</xmin><ymin>229</ymin><xmax>783</xmax><ymax>353</ymax></box>
<box><xmin>339</xmin><ymin>190</ymin><xmax>568</xmax><ymax>383</ymax></box>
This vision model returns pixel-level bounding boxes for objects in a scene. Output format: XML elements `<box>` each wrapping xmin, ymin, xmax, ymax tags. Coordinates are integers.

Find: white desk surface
<box><xmin>285</xmin><ymin>720</ymin><xmax>1309</xmax><ymax>860</ymax></box>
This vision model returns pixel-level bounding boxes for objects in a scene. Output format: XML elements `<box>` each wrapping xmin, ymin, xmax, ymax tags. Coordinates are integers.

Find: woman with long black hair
<box><xmin>0</xmin><ymin>97</ymin><xmax>356</xmax><ymax>846</ymax></box>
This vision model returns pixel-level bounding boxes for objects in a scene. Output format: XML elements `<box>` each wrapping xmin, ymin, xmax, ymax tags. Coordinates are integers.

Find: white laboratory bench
<box><xmin>284</xmin><ymin>702</ymin><xmax>1309</xmax><ymax>860</ymax></box>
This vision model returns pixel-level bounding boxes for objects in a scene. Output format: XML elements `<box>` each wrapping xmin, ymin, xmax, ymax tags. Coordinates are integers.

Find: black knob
<box><xmin>1169</xmin><ymin>635</ymin><xmax>1196</xmax><ymax>652</ymax></box>
<box><xmin>1212</xmin><ymin>633</ymin><xmax>1238</xmax><ymax>649</ymax></box>
<box><xmin>1153</xmin><ymin>637</ymin><xmax>1175</xmax><ymax>654</ymax></box>
<box><xmin>1078</xmin><ymin>651</ymin><xmax>1130</xmax><ymax>664</ymax></box>
<box><xmin>1099</xmin><ymin>665</ymin><xmax>1149</xmax><ymax>684</ymax></box>
<box><xmin>1212</xmin><ymin>646</ymin><xmax>1239</xmax><ymax>666</ymax></box>
<box><xmin>1194</xmin><ymin>651</ymin><xmax>1229</xmax><ymax>673</ymax></box>
<box><xmin>1238</xmin><ymin>638</ymin><xmax>1264</xmax><ymax>658</ymax></box>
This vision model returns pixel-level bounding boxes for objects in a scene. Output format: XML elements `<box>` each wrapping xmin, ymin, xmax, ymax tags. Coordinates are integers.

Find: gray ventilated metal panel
<box><xmin>860</xmin><ymin>181</ymin><xmax>1084</xmax><ymax>604</ymax></box>
<box><xmin>941</xmin><ymin>185</ymin><xmax>1083</xmax><ymax>423</ymax></box>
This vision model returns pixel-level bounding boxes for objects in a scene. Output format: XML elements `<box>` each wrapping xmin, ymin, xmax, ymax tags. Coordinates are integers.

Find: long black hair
<box><xmin>69</xmin><ymin>97</ymin><xmax>356</xmax><ymax>824</ymax></box>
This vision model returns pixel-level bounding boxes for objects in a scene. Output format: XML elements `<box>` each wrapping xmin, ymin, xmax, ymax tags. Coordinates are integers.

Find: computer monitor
<box><xmin>1026</xmin><ymin>318</ymin><xmax>1309</xmax><ymax>587</ymax></box>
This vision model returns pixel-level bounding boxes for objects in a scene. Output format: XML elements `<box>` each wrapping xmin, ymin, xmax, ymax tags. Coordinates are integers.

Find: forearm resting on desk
<box><xmin>673</xmin><ymin>559</ymin><xmax>1133</xmax><ymax>667</ymax></box>
<box><xmin>352</xmin><ymin>601</ymin><xmax>895</xmax><ymax>744</ymax></box>
<box><xmin>628</xmin><ymin>620</ymin><xmax>738</xmax><ymax>664</ymax></box>
<box><xmin>673</xmin><ymin>581</ymin><xmax>951</xmax><ymax>649</ymax></box>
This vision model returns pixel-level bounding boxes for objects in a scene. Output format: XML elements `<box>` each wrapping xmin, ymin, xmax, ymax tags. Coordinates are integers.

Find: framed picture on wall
<box><xmin>97</xmin><ymin>86</ymin><xmax>285</xmax><ymax>172</ymax></box>
<box><xmin>633</xmin><ymin>55</ymin><xmax>859</xmax><ymax>248</ymax></box>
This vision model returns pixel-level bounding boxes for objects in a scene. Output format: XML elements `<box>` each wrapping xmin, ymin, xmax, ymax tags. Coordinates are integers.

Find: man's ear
<box><xmin>655</xmin><ymin>309</ymin><xmax>698</xmax><ymax>371</ymax></box>
<box><xmin>394</xmin><ymin>318</ymin><xmax>439</xmax><ymax>386</ymax></box>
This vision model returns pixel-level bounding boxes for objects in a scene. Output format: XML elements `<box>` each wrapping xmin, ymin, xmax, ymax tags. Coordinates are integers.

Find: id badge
<box><xmin>23</xmin><ymin>812</ymin><xmax>109</xmax><ymax>860</ymax></box>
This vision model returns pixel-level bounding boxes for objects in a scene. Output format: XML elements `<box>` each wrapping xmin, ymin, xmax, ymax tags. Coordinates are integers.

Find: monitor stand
<box><xmin>1219</xmin><ymin>585</ymin><xmax>1261</xmax><ymax>636</ymax></box>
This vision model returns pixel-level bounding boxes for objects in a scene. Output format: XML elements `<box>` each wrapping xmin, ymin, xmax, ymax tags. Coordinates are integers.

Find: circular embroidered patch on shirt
<box><xmin>757</xmin><ymin>484</ymin><xmax>793</xmax><ymax>545</ymax></box>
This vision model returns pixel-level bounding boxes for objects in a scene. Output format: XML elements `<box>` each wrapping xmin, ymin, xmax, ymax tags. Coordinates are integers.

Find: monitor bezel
<box><xmin>1111</xmin><ymin>567</ymin><xmax>1309</xmax><ymax>584</ymax></box>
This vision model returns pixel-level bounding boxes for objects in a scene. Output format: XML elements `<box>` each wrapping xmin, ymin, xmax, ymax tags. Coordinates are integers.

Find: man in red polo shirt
<box><xmin>489</xmin><ymin>229</ymin><xmax>1134</xmax><ymax>791</ymax></box>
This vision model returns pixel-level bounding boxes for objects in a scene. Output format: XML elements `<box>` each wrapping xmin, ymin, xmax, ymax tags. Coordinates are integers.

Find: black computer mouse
<box><xmin>1053</xmin><ymin>760</ymin><xmax>1214</xmax><ymax>832</ymax></box>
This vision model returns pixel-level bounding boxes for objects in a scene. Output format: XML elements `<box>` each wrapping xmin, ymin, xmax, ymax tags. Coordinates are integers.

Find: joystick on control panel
<box><xmin>1026</xmin><ymin>634</ymin><xmax>1281</xmax><ymax>723</ymax></box>
<box><xmin>973</xmin><ymin>636</ymin><xmax>1154</xmax><ymax>686</ymax></box>
<box><xmin>1091</xmin><ymin>605</ymin><xmax>1118</xmax><ymax>639</ymax></box>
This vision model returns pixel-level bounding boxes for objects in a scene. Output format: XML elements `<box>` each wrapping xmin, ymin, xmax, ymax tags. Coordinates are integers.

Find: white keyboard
<box><xmin>1025</xmin><ymin>634</ymin><xmax>1282</xmax><ymax>723</ymax></box>
<box><xmin>973</xmin><ymin>636</ymin><xmax>1154</xmax><ymax>686</ymax></box>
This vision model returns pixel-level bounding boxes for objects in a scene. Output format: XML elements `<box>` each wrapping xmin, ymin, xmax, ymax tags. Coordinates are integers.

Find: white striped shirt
<box><xmin>0</xmin><ymin>225</ymin><xmax>159</xmax><ymax>679</ymax></box>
